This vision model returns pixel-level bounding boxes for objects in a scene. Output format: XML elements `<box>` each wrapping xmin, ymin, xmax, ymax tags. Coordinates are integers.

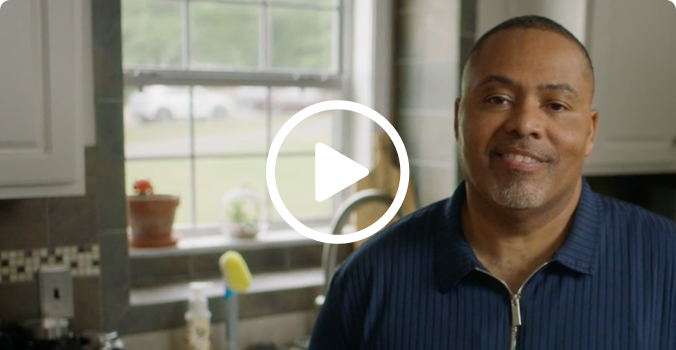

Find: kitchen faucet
<box><xmin>315</xmin><ymin>189</ymin><xmax>403</xmax><ymax>307</ymax></box>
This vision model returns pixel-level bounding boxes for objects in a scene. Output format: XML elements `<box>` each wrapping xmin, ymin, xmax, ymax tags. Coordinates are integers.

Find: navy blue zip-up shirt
<box><xmin>309</xmin><ymin>179</ymin><xmax>676</xmax><ymax>350</ymax></box>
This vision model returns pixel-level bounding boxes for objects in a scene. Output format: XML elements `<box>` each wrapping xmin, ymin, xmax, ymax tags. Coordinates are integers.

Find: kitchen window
<box><xmin>121</xmin><ymin>0</ymin><xmax>348</xmax><ymax>230</ymax></box>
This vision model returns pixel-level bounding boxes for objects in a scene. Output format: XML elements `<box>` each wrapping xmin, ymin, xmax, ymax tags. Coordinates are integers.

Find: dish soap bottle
<box><xmin>185</xmin><ymin>282</ymin><xmax>212</xmax><ymax>350</ymax></box>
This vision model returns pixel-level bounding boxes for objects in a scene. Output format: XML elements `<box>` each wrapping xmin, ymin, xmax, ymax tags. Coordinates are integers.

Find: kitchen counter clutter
<box><xmin>115</xmin><ymin>222</ymin><xmax>355</xmax><ymax>350</ymax></box>
<box><xmin>121</xmin><ymin>227</ymin><xmax>341</xmax><ymax>338</ymax></box>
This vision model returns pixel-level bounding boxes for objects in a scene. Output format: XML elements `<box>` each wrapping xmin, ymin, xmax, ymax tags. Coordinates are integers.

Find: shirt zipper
<box><xmin>475</xmin><ymin>261</ymin><xmax>550</xmax><ymax>350</ymax></box>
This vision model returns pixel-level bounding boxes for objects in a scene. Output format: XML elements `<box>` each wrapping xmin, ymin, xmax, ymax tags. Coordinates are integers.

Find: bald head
<box><xmin>461</xmin><ymin>15</ymin><xmax>594</xmax><ymax>96</ymax></box>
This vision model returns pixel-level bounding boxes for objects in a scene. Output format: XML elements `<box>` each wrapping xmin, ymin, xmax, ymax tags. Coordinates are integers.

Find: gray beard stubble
<box><xmin>459</xmin><ymin>133</ymin><xmax>546</xmax><ymax>209</ymax></box>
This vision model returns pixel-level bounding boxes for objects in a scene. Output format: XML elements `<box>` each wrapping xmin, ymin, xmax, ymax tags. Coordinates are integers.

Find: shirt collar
<box><xmin>434</xmin><ymin>179</ymin><xmax>601</xmax><ymax>294</ymax></box>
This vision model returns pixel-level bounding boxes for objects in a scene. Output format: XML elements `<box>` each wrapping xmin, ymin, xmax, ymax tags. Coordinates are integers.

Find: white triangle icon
<box><xmin>315</xmin><ymin>142</ymin><xmax>369</xmax><ymax>202</ymax></box>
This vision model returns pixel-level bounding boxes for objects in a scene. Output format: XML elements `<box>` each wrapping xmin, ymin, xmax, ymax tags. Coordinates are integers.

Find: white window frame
<box><xmin>122</xmin><ymin>0</ymin><xmax>353</xmax><ymax>231</ymax></box>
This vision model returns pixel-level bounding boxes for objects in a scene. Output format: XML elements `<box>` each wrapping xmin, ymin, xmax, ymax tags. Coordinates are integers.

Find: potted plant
<box><xmin>127</xmin><ymin>178</ymin><xmax>180</xmax><ymax>248</ymax></box>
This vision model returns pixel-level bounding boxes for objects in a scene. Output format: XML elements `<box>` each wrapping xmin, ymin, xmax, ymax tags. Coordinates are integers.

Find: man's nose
<box><xmin>503</xmin><ymin>100</ymin><xmax>544</xmax><ymax>139</ymax></box>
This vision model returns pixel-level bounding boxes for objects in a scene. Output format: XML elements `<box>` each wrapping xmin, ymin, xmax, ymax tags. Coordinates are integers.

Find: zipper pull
<box><xmin>511</xmin><ymin>294</ymin><xmax>522</xmax><ymax>326</ymax></box>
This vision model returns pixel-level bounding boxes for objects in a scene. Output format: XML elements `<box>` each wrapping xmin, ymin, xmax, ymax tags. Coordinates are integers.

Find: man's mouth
<box><xmin>493</xmin><ymin>147</ymin><xmax>549</xmax><ymax>170</ymax></box>
<box><xmin>501</xmin><ymin>152</ymin><xmax>543</xmax><ymax>164</ymax></box>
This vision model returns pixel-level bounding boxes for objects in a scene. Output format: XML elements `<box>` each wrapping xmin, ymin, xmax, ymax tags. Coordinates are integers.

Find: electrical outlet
<box><xmin>39</xmin><ymin>266</ymin><xmax>74</xmax><ymax>318</ymax></box>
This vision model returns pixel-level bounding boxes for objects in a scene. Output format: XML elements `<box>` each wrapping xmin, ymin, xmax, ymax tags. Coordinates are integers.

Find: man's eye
<box><xmin>487</xmin><ymin>96</ymin><xmax>509</xmax><ymax>104</ymax></box>
<box><xmin>548</xmin><ymin>102</ymin><xmax>567</xmax><ymax>111</ymax></box>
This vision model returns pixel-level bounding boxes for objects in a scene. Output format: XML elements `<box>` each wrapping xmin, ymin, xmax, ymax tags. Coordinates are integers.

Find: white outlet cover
<box><xmin>39</xmin><ymin>266</ymin><xmax>74</xmax><ymax>318</ymax></box>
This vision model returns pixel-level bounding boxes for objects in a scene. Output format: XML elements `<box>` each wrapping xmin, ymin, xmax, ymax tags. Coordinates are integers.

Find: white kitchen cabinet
<box><xmin>583</xmin><ymin>0</ymin><xmax>676</xmax><ymax>175</ymax></box>
<box><xmin>0</xmin><ymin>0</ymin><xmax>90</xmax><ymax>198</ymax></box>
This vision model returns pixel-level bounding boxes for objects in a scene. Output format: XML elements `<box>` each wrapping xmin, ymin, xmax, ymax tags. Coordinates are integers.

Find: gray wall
<box><xmin>0</xmin><ymin>0</ymin><xmax>128</xmax><ymax>331</ymax></box>
<box><xmin>394</xmin><ymin>0</ymin><xmax>471</xmax><ymax>206</ymax></box>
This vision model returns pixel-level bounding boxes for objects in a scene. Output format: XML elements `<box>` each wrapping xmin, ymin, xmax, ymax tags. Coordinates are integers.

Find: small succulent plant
<box><xmin>224</xmin><ymin>200</ymin><xmax>257</xmax><ymax>228</ymax></box>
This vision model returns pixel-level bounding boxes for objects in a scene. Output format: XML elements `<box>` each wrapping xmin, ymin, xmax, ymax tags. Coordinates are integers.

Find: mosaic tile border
<box><xmin>0</xmin><ymin>244</ymin><xmax>99</xmax><ymax>283</ymax></box>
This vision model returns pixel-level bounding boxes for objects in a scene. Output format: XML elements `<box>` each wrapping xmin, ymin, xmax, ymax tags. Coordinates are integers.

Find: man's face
<box><xmin>455</xmin><ymin>29</ymin><xmax>598</xmax><ymax>210</ymax></box>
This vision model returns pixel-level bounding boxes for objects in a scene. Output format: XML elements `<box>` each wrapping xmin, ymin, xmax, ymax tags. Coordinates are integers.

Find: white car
<box><xmin>125</xmin><ymin>85</ymin><xmax>237</xmax><ymax>123</ymax></box>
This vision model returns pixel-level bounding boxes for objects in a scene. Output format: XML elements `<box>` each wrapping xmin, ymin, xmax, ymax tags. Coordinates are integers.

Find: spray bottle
<box><xmin>185</xmin><ymin>282</ymin><xmax>212</xmax><ymax>350</ymax></box>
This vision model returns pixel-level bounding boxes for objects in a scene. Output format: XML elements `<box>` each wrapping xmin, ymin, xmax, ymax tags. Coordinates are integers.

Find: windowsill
<box><xmin>129</xmin><ymin>225</ymin><xmax>331</xmax><ymax>259</ymax></box>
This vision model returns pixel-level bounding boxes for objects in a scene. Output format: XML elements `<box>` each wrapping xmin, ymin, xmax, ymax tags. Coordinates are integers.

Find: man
<box><xmin>308</xmin><ymin>15</ymin><xmax>676</xmax><ymax>350</ymax></box>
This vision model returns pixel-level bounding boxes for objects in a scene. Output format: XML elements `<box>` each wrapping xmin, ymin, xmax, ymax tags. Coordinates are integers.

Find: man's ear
<box><xmin>454</xmin><ymin>98</ymin><xmax>461</xmax><ymax>141</ymax></box>
<box><xmin>585</xmin><ymin>109</ymin><xmax>599</xmax><ymax>156</ymax></box>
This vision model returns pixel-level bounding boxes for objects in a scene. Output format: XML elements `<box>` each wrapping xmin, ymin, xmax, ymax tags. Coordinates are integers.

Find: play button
<box><xmin>315</xmin><ymin>142</ymin><xmax>369</xmax><ymax>202</ymax></box>
<box><xmin>267</xmin><ymin>100</ymin><xmax>409</xmax><ymax>244</ymax></box>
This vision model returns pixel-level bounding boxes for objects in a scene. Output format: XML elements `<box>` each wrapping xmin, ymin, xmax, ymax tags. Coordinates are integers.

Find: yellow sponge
<box><xmin>219</xmin><ymin>250</ymin><xmax>252</xmax><ymax>293</ymax></box>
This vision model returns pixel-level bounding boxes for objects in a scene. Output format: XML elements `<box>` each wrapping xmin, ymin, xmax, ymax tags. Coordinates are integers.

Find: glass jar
<box><xmin>219</xmin><ymin>185</ymin><xmax>267</xmax><ymax>238</ymax></box>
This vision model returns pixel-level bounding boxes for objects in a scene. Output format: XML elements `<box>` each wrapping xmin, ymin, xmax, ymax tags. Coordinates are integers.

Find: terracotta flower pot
<box><xmin>127</xmin><ymin>195</ymin><xmax>180</xmax><ymax>248</ymax></box>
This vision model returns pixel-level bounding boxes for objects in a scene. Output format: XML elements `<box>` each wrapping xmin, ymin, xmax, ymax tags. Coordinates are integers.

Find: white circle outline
<box><xmin>266</xmin><ymin>100</ymin><xmax>409</xmax><ymax>244</ymax></box>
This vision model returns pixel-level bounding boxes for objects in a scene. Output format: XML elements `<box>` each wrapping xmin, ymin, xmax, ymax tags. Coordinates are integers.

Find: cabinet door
<box><xmin>0</xmin><ymin>0</ymin><xmax>85</xmax><ymax>198</ymax></box>
<box><xmin>584</xmin><ymin>0</ymin><xmax>676</xmax><ymax>174</ymax></box>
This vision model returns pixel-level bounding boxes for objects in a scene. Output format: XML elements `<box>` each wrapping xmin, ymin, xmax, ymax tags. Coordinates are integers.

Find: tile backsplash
<box><xmin>0</xmin><ymin>244</ymin><xmax>100</xmax><ymax>283</ymax></box>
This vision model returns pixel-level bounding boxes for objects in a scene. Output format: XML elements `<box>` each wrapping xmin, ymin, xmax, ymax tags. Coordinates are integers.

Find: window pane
<box><xmin>124</xmin><ymin>85</ymin><xmax>191</xmax><ymax>158</ymax></box>
<box><xmin>194</xmin><ymin>86</ymin><xmax>267</xmax><ymax>155</ymax></box>
<box><xmin>190</xmin><ymin>3</ymin><xmax>259</xmax><ymax>70</ymax></box>
<box><xmin>270</xmin><ymin>0</ymin><xmax>336</xmax><ymax>4</ymax></box>
<box><xmin>271</xmin><ymin>87</ymin><xmax>336</xmax><ymax>153</ymax></box>
<box><xmin>126</xmin><ymin>159</ymin><xmax>193</xmax><ymax>225</ymax></box>
<box><xmin>271</xmin><ymin>8</ymin><xmax>334</xmax><ymax>70</ymax></box>
<box><xmin>194</xmin><ymin>158</ymin><xmax>266</xmax><ymax>224</ymax></box>
<box><xmin>273</xmin><ymin>156</ymin><xmax>331</xmax><ymax>220</ymax></box>
<box><xmin>122</xmin><ymin>0</ymin><xmax>183</xmax><ymax>69</ymax></box>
